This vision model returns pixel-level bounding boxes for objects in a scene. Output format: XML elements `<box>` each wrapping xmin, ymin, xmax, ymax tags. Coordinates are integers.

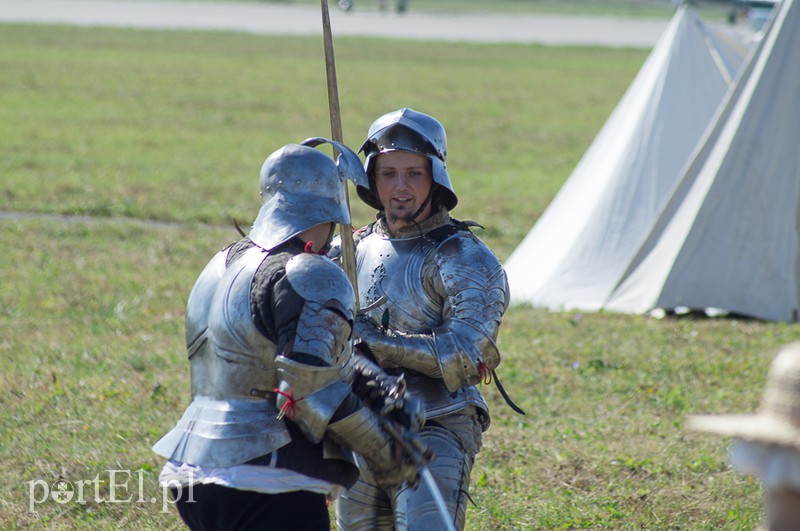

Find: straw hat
<box><xmin>687</xmin><ymin>342</ymin><xmax>800</xmax><ymax>451</ymax></box>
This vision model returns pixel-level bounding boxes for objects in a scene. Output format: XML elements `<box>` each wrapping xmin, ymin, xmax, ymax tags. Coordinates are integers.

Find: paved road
<box><xmin>0</xmin><ymin>0</ymin><xmax>670</xmax><ymax>47</ymax></box>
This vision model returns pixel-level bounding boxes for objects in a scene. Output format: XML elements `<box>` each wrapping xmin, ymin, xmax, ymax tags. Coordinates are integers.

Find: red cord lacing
<box><xmin>478</xmin><ymin>361</ymin><xmax>493</xmax><ymax>385</ymax></box>
<box><xmin>303</xmin><ymin>241</ymin><xmax>329</xmax><ymax>255</ymax></box>
<box><xmin>275</xmin><ymin>388</ymin><xmax>298</xmax><ymax>420</ymax></box>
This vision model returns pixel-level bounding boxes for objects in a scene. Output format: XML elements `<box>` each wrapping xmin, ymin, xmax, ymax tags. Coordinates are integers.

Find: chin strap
<box><xmin>408</xmin><ymin>184</ymin><xmax>437</xmax><ymax>222</ymax></box>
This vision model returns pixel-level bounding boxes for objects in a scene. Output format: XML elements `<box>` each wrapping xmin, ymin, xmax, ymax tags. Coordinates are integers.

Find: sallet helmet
<box><xmin>357</xmin><ymin>108</ymin><xmax>458</xmax><ymax>212</ymax></box>
<box><xmin>249</xmin><ymin>137</ymin><xmax>364</xmax><ymax>251</ymax></box>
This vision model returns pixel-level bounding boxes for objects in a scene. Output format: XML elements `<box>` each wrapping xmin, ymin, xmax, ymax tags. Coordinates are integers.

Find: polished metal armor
<box><xmin>153</xmin><ymin>248</ymin><xmax>363</xmax><ymax>468</ymax></box>
<box><xmin>335</xmin><ymin>216</ymin><xmax>509</xmax><ymax>530</ymax></box>
<box><xmin>249</xmin><ymin>138</ymin><xmax>364</xmax><ymax>251</ymax></box>
<box><xmin>337</xmin><ymin>109</ymin><xmax>509</xmax><ymax>529</ymax></box>
<box><xmin>354</xmin><ymin>224</ymin><xmax>509</xmax><ymax>422</ymax></box>
<box><xmin>275</xmin><ymin>253</ymin><xmax>356</xmax><ymax>442</ymax></box>
<box><xmin>336</xmin><ymin>407</ymin><xmax>481</xmax><ymax>531</ymax></box>
<box><xmin>285</xmin><ymin>252</ymin><xmax>356</xmax><ymax>360</ymax></box>
<box><xmin>154</xmin><ymin>139</ymin><xmax>428</xmax><ymax>499</ymax></box>
<box><xmin>154</xmin><ymin>245</ymin><xmax>420</xmax><ymax>487</ymax></box>
<box><xmin>153</xmin><ymin>246</ymin><xmax>289</xmax><ymax>468</ymax></box>
<box><xmin>357</xmin><ymin>108</ymin><xmax>457</xmax><ymax>212</ymax></box>
<box><xmin>275</xmin><ymin>254</ymin><xmax>421</xmax><ymax>487</ymax></box>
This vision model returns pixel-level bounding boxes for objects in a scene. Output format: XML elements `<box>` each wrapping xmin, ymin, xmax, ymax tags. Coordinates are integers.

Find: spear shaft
<box><xmin>320</xmin><ymin>0</ymin><xmax>359</xmax><ymax>300</ymax></box>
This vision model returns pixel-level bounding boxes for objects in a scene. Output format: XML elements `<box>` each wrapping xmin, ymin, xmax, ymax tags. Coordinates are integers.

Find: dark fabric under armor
<box><xmin>171</xmin><ymin>484</ymin><xmax>330</xmax><ymax>531</ymax></box>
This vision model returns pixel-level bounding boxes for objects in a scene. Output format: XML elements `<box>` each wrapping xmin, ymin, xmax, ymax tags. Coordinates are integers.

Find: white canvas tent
<box><xmin>605</xmin><ymin>0</ymin><xmax>800</xmax><ymax>322</ymax></box>
<box><xmin>504</xmin><ymin>6</ymin><xmax>755</xmax><ymax>311</ymax></box>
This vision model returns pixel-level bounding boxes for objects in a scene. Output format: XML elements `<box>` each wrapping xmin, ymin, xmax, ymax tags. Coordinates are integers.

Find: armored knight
<box><xmin>333</xmin><ymin>109</ymin><xmax>510</xmax><ymax>530</ymax></box>
<box><xmin>153</xmin><ymin>138</ymin><xmax>425</xmax><ymax>530</ymax></box>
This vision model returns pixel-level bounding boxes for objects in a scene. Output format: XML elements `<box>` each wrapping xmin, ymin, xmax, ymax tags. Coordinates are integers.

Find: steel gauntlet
<box><xmin>354</xmin><ymin>314</ymin><xmax>442</xmax><ymax>377</ymax></box>
<box><xmin>351</xmin><ymin>353</ymin><xmax>426</xmax><ymax>433</ymax></box>
<box><xmin>327</xmin><ymin>407</ymin><xmax>421</xmax><ymax>488</ymax></box>
<box><xmin>355</xmin><ymin>314</ymin><xmax>501</xmax><ymax>393</ymax></box>
<box><xmin>434</xmin><ymin>322</ymin><xmax>501</xmax><ymax>392</ymax></box>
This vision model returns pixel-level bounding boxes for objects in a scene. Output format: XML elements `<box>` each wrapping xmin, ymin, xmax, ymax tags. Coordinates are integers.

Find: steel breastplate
<box><xmin>153</xmin><ymin>246</ymin><xmax>291</xmax><ymax>468</ymax></box>
<box><xmin>355</xmin><ymin>230</ymin><xmax>489</xmax><ymax>424</ymax></box>
<box><xmin>356</xmin><ymin>232</ymin><xmax>440</xmax><ymax>333</ymax></box>
<box><xmin>204</xmin><ymin>246</ymin><xmax>281</xmax><ymax>400</ymax></box>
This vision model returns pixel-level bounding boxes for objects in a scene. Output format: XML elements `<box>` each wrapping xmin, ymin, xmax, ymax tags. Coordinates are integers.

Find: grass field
<box><xmin>0</xmin><ymin>17</ymin><xmax>787</xmax><ymax>530</ymax></box>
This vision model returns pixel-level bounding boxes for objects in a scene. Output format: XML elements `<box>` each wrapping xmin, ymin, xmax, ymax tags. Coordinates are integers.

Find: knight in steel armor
<box><xmin>152</xmin><ymin>138</ymin><xmax>427</xmax><ymax>530</ymax></box>
<box><xmin>333</xmin><ymin>108</ymin><xmax>511</xmax><ymax>530</ymax></box>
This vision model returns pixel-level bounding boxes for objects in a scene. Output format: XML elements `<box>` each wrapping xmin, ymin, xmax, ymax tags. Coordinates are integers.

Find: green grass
<box><xmin>0</xmin><ymin>25</ymin><xmax>644</xmax><ymax>258</ymax></box>
<box><xmin>0</xmin><ymin>22</ymin><xmax>781</xmax><ymax>529</ymax></box>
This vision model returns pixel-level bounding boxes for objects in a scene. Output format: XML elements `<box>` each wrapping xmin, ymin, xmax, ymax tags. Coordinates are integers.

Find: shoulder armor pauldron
<box><xmin>286</xmin><ymin>253</ymin><xmax>356</xmax><ymax>321</ymax></box>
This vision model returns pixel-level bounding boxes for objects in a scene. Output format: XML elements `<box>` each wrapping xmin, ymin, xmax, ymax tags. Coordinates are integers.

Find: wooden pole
<box><xmin>321</xmin><ymin>0</ymin><xmax>359</xmax><ymax>302</ymax></box>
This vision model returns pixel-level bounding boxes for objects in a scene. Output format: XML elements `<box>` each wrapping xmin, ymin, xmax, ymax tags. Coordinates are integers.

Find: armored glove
<box><xmin>355</xmin><ymin>313</ymin><xmax>501</xmax><ymax>392</ymax></box>
<box><xmin>354</xmin><ymin>314</ymin><xmax>442</xmax><ymax>377</ymax></box>
<box><xmin>326</xmin><ymin>352</ymin><xmax>431</xmax><ymax>487</ymax></box>
<box><xmin>326</xmin><ymin>406</ymin><xmax>430</xmax><ymax>488</ymax></box>
<box><xmin>351</xmin><ymin>350</ymin><xmax>426</xmax><ymax>433</ymax></box>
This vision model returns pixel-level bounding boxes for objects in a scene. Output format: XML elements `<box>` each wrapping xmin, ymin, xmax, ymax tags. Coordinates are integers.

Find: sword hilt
<box><xmin>379</xmin><ymin>417</ymin><xmax>434</xmax><ymax>470</ymax></box>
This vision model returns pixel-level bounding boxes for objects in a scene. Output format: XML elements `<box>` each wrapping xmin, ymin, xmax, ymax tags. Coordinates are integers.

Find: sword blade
<box><xmin>420</xmin><ymin>467</ymin><xmax>457</xmax><ymax>531</ymax></box>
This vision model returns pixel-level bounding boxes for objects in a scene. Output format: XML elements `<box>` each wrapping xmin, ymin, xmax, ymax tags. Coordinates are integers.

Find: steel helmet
<box><xmin>357</xmin><ymin>108</ymin><xmax>457</xmax><ymax>212</ymax></box>
<box><xmin>249</xmin><ymin>137</ymin><xmax>364</xmax><ymax>251</ymax></box>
